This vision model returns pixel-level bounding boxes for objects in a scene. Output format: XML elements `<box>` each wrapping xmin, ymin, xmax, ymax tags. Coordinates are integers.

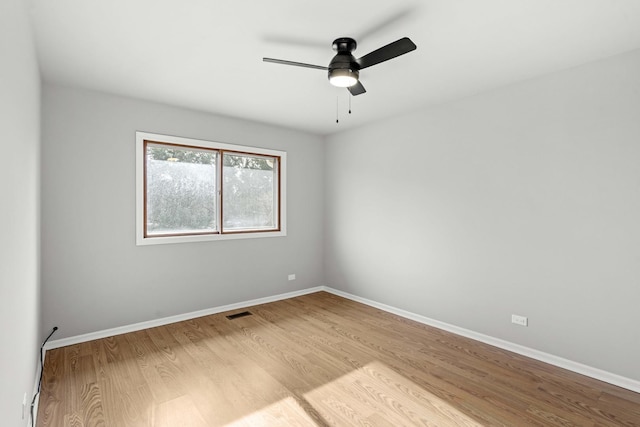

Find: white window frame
<box><xmin>136</xmin><ymin>131</ymin><xmax>286</xmax><ymax>245</ymax></box>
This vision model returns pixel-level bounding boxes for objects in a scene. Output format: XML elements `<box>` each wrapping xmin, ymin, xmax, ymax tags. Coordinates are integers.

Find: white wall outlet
<box><xmin>288</xmin><ymin>274</ymin><xmax>296</xmax><ymax>281</ymax></box>
<box><xmin>511</xmin><ymin>314</ymin><xmax>528</xmax><ymax>326</ymax></box>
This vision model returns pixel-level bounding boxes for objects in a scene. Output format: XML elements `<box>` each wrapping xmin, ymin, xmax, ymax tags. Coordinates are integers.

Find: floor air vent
<box><xmin>226</xmin><ymin>311</ymin><xmax>253</xmax><ymax>320</ymax></box>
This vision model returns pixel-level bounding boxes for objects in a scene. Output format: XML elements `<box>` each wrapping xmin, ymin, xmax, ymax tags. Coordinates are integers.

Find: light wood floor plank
<box><xmin>38</xmin><ymin>292</ymin><xmax>640</xmax><ymax>426</ymax></box>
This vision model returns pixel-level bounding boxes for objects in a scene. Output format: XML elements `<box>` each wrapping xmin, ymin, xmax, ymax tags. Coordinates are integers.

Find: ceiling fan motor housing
<box><xmin>328</xmin><ymin>53</ymin><xmax>359</xmax><ymax>73</ymax></box>
<box><xmin>328</xmin><ymin>37</ymin><xmax>360</xmax><ymax>83</ymax></box>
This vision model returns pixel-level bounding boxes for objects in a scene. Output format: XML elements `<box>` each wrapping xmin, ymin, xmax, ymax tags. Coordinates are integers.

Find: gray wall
<box><xmin>325</xmin><ymin>49</ymin><xmax>640</xmax><ymax>381</ymax></box>
<box><xmin>41</xmin><ymin>84</ymin><xmax>324</xmax><ymax>339</ymax></box>
<box><xmin>0</xmin><ymin>0</ymin><xmax>42</xmax><ymax>424</ymax></box>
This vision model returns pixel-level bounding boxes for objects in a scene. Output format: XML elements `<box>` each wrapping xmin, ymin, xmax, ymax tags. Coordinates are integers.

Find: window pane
<box><xmin>222</xmin><ymin>153</ymin><xmax>278</xmax><ymax>231</ymax></box>
<box><xmin>146</xmin><ymin>143</ymin><xmax>217</xmax><ymax>235</ymax></box>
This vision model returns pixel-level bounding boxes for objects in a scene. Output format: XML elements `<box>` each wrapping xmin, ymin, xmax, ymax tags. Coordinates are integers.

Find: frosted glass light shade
<box><xmin>329</xmin><ymin>69</ymin><xmax>358</xmax><ymax>87</ymax></box>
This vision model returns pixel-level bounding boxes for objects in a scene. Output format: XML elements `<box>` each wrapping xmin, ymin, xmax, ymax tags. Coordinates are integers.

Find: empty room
<box><xmin>2</xmin><ymin>0</ymin><xmax>640</xmax><ymax>426</ymax></box>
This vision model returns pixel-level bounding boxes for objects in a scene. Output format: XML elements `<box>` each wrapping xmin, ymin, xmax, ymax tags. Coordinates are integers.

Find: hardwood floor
<box><xmin>37</xmin><ymin>292</ymin><xmax>640</xmax><ymax>426</ymax></box>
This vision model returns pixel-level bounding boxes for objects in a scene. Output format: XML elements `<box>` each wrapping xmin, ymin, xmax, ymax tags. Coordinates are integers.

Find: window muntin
<box><xmin>136</xmin><ymin>132</ymin><xmax>286</xmax><ymax>245</ymax></box>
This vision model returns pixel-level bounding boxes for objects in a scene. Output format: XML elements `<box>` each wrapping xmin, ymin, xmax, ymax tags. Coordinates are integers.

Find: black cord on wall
<box><xmin>30</xmin><ymin>326</ymin><xmax>58</xmax><ymax>427</ymax></box>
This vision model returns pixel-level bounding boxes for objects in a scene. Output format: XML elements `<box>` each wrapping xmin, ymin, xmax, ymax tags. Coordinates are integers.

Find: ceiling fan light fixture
<box><xmin>329</xmin><ymin>68</ymin><xmax>358</xmax><ymax>87</ymax></box>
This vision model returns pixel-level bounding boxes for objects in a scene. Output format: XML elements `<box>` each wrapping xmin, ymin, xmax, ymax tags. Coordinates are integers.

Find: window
<box><xmin>136</xmin><ymin>132</ymin><xmax>286</xmax><ymax>245</ymax></box>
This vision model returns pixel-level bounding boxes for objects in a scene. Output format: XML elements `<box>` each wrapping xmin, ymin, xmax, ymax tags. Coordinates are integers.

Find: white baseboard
<box><xmin>44</xmin><ymin>286</ymin><xmax>324</xmax><ymax>350</ymax></box>
<box><xmin>323</xmin><ymin>287</ymin><xmax>640</xmax><ymax>394</ymax></box>
<box><xmin>43</xmin><ymin>285</ymin><xmax>640</xmax><ymax>394</ymax></box>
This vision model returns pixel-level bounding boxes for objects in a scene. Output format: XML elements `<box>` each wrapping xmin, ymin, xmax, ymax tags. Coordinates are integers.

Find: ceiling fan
<box><xmin>263</xmin><ymin>37</ymin><xmax>417</xmax><ymax>96</ymax></box>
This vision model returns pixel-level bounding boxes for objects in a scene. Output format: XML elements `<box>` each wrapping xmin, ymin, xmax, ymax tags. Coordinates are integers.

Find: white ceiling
<box><xmin>28</xmin><ymin>0</ymin><xmax>640</xmax><ymax>136</ymax></box>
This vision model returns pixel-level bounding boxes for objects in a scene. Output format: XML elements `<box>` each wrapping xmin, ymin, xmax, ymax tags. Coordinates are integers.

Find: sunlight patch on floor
<box><xmin>152</xmin><ymin>395</ymin><xmax>210</xmax><ymax>427</ymax></box>
<box><xmin>225</xmin><ymin>396</ymin><xmax>317</xmax><ymax>426</ymax></box>
<box><xmin>303</xmin><ymin>361</ymin><xmax>482</xmax><ymax>426</ymax></box>
<box><xmin>223</xmin><ymin>361</ymin><xmax>482</xmax><ymax>426</ymax></box>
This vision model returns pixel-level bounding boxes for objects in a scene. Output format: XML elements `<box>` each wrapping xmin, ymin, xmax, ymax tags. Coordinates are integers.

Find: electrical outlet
<box><xmin>288</xmin><ymin>274</ymin><xmax>296</xmax><ymax>281</ymax></box>
<box><xmin>511</xmin><ymin>314</ymin><xmax>528</xmax><ymax>327</ymax></box>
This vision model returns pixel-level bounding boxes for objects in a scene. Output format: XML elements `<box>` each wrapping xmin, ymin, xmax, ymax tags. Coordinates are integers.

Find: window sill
<box><xmin>136</xmin><ymin>229</ymin><xmax>287</xmax><ymax>246</ymax></box>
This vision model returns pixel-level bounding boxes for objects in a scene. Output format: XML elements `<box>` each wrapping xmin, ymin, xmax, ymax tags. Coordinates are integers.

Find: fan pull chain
<box><xmin>335</xmin><ymin>94</ymin><xmax>353</xmax><ymax>124</ymax></box>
